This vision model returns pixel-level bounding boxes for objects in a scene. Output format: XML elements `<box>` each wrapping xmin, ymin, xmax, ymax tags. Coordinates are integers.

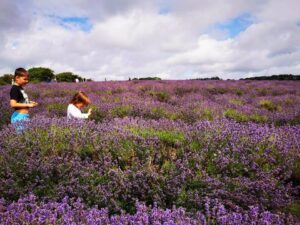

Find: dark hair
<box><xmin>70</xmin><ymin>91</ymin><xmax>91</xmax><ymax>105</ymax></box>
<box><xmin>14</xmin><ymin>68</ymin><xmax>28</xmax><ymax>79</ymax></box>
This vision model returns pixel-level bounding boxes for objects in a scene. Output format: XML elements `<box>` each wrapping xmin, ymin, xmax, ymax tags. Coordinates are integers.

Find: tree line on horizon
<box><xmin>0</xmin><ymin>67</ymin><xmax>92</xmax><ymax>85</ymax></box>
<box><xmin>130</xmin><ymin>74</ymin><xmax>300</xmax><ymax>81</ymax></box>
<box><xmin>1</xmin><ymin>67</ymin><xmax>299</xmax><ymax>86</ymax></box>
<box><xmin>192</xmin><ymin>74</ymin><xmax>300</xmax><ymax>81</ymax></box>
<box><xmin>241</xmin><ymin>74</ymin><xmax>300</xmax><ymax>80</ymax></box>
<box><xmin>129</xmin><ymin>77</ymin><xmax>162</xmax><ymax>81</ymax></box>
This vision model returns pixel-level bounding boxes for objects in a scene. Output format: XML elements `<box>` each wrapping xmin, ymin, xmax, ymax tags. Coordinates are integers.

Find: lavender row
<box><xmin>0</xmin><ymin>194</ymin><xmax>295</xmax><ymax>225</ymax></box>
<box><xmin>1</xmin><ymin>117</ymin><xmax>299</xmax><ymax>216</ymax></box>
<box><xmin>1</xmin><ymin>80</ymin><xmax>299</xmax><ymax>128</ymax></box>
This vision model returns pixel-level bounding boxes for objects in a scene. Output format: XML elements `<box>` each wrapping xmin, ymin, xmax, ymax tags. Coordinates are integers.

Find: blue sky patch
<box><xmin>215</xmin><ymin>14</ymin><xmax>253</xmax><ymax>38</ymax></box>
<box><xmin>159</xmin><ymin>6</ymin><xmax>171</xmax><ymax>15</ymax></box>
<box><xmin>50</xmin><ymin>15</ymin><xmax>93</xmax><ymax>32</ymax></box>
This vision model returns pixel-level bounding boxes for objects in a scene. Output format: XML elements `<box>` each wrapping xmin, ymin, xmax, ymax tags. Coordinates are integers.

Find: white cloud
<box><xmin>255</xmin><ymin>0</ymin><xmax>300</xmax><ymax>23</ymax></box>
<box><xmin>0</xmin><ymin>0</ymin><xmax>300</xmax><ymax>80</ymax></box>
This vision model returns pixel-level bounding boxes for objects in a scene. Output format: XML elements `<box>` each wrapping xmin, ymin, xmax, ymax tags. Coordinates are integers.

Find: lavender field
<box><xmin>0</xmin><ymin>80</ymin><xmax>300</xmax><ymax>224</ymax></box>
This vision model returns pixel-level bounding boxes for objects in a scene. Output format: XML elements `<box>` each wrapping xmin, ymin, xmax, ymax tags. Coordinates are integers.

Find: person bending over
<box><xmin>67</xmin><ymin>91</ymin><xmax>92</xmax><ymax>119</ymax></box>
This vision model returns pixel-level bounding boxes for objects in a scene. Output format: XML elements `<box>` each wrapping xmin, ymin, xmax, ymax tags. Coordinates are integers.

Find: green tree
<box><xmin>55</xmin><ymin>72</ymin><xmax>83</xmax><ymax>82</ymax></box>
<box><xmin>28</xmin><ymin>67</ymin><xmax>55</xmax><ymax>82</ymax></box>
<box><xmin>0</xmin><ymin>74</ymin><xmax>13</xmax><ymax>85</ymax></box>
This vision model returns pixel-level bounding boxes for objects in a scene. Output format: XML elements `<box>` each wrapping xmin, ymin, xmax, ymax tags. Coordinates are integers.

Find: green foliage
<box><xmin>2</xmin><ymin>68</ymin><xmax>89</xmax><ymax>83</ymax></box>
<box><xmin>284</xmin><ymin>98</ymin><xmax>294</xmax><ymax>106</ymax></box>
<box><xmin>285</xmin><ymin>201</ymin><xmax>300</xmax><ymax>218</ymax></box>
<box><xmin>206</xmin><ymin>87</ymin><xmax>227</xmax><ymax>95</ymax></box>
<box><xmin>224</xmin><ymin>108</ymin><xmax>249</xmax><ymax>122</ymax></box>
<box><xmin>26</xmin><ymin>126</ymin><xmax>71</xmax><ymax>155</ymax></box>
<box><xmin>0</xmin><ymin>112</ymin><xmax>11</xmax><ymax>128</ymax></box>
<box><xmin>289</xmin><ymin>116</ymin><xmax>300</xmax><ymax>125</ymax></box>
<box><xmin>42</xmin><ymin>89</ymin><xmax>77</xmax><ymax>98</ymax></box>
<box><xmin>132</xmin><ymin>77</ymin><xmax>161</xmax><ymax>80</ymax></box>
<box><xmin>148</xmin><ymin>107</ymin><xmax>168</xmax><ymax>119</ymax></box>
<box><xmin>105</xmin><ymin>90</ymin><xmax>112</xmax><ymax>95</ymax></box>
<box><xmin>111</xmin><ymin>140</ymin><xmax>136</xmax><ymax>169</ymax></box>
<box><xmin>229</xmin><ymin>98</ymin><xmax>243</xmax><ymax>106</ymax></box>
<box><xmin>190</xmin><ymin>140</ymin><xmax>202</xmax><ymax>152</ymax></box>
<box><xmin>129</xmin><ymin>127</ymin><xmax>185</xmax><ymax>146</ymax></box>
<box><xmin>200</xmin><ymin>108</ymin><xmax>214</xmax><ymax>121</ymax></box>
<box><xmin>250</xmin><ymin>114</ymin><xmax>268</xmax><ymax>123</ymax></box>
<box><xmin>80</xmin><ymin>172</ymin><xmax>110</xmax><ymax>187</ymax></box>
<box><xmin>112</xmin><ymin>87</ymin><xmax>125</xmax><ymax>94</ymax></box>
<box><xmin>224</xmin><ymin>108</ymin><xmax>267</xmax><ymax>123</ymax></box>
<box><xmin>189</xmin><ymin>106</ymin><xmax>214</xmax><ymax>122</ymax></box>
<box><xmin>242</xmin><ymin>74</ymin><xmax>300</xmax><ymax>80</ymax></box>
<box><xmin>253</xmin><ymin>142</ymin><xmax>283</xmax><ymax>175</ymax></box>
<box><xmin>55</xmin><ymin>72</ymin><xmax>83</xmax><ymax>82</ymax></box>
<box><xmin>176</xmin><ymin>189</ymin><xmax>188</xmax><ymax>205</ymax></box>
<box><xmin>174</xmin><ymin>86</ymin><xmax>199</xmax><ymax>96</ymax></box>
<box><xmin>0</xmin><ymin>74</ymin><xmax>13</xmax><ymax>85</ymax></box>
<box><xmin>259</xmin><ymin>99</ymin><xmax>275</xmax><ymax>110</ymax></box>
<box><xmin>259</xmin><ymin>100</ymin><xmax>281</xmax><ymax>111</ymax></box>
<box><xmin>192</xmin><ymin>76</ymin><xmax>221</xmax><ymax>80</ymax></box>
<box><xmin>161</xmin><ymin>160</ymin><xmax>176</xmax><ymax>174</ymax></box>
<box><xmin>26</xmin><ymin>90</ymin><xmax>40</xmax><ymax>99</ymax></box>
<box><xmin>138</xmin><ymin>85</ymin><xmax>152</xmax><ymax>93</ymax></box>
<box><xmin>255</xmin><ymin>88</ymin><xmax>268</xmax><ymax>96</ymax></box>
<box><xmin>149</xmin><ymin>90</ymin><xmax>170</xmax><ymax>102</ymax></box>
<box><xmin>188</xmin><ymin>177</ymin><xmax>206</xmax><ymax>191</ymax></box>
<box><xmin>46</xmin><ymin>103</ymin><xmax>67</xmax><ymax>117</ymax></box>
<box><xmin>291</xmin><ymin>159</ymin><xmax>300</xmax><ymax>186</ymax></box>
<box><xmin>177</xmin><ymin>110</ymin><xmax>198</xmax><ymax>124</ymax></box>
<box><xmin>147</xmin><ymin>107</ymin><xmax>178</xmax><ymax>120</ymax></box>
<box><xmin>111</xmin><ymin>105</ymin><xmax>133</xmax><ymax>118</ymax></box>
<box><xmin>28</xmin><ymin>67</ymin><xmax>55</xmax><ymax>82</ymax></box>
<box><xmin>205</xmin><ymin>158</ymin><xmax>219</xmax><ymax>175</ymax></box>
<box><xmin>234</xmin><ymin>88</ymin><xmax>244</xmax><ymax>96</ymax></box>
<box><xmin>89</xmin><ymin>105</ymin><xmax>107</xmax><ymax>122</ymax></box>
<box><xmin>0</xmin><ymin>98</ymin><xmax>12</xmax><ymax>128</ymax></box>
<box><xmin>226</xmin><ymin>162</ymin><xmax>246</xmax><ymax>177</ymax></box>
<box><xmin>156</xmin><ymin>130</ymin><xmax>185</xmax><ymax>145</ymax></box>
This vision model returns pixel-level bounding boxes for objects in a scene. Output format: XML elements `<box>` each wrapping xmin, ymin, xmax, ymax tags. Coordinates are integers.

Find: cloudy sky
<box><xmin>1</xmin><ymin>0</ymin><xmax>300</xmax><ymax>80</ymax></box>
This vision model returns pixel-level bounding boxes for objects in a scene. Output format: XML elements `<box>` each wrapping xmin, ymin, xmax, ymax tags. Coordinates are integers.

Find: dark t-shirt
<box><xmin>10</xmin><ymin>85</ymin><xmax>29</xmax><ymax>109</ymax></box>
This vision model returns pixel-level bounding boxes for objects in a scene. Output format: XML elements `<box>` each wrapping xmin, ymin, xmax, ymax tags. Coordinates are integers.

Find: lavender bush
<box><xmin>1</xmin><ymin>80</ymin><xmax>299</xmax><ymax>127</ymax></box>
<box><xmin>0</xmin><ymin>194</ymin><xmax>295</xmax><ymax>224</ymax></box>
<box><xmin>0</xmin><ymin>80</ymin><xmax>299</xmax><ymax>223</ymax></box>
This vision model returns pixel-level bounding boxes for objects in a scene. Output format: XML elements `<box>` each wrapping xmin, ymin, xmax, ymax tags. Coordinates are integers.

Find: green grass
<box><xmin>224</xmin><ymin>108</ymin><xmax>249</xmax><ymax>122</ymax></box>
<box><xmin>46</xmin><ymin>103</ymin><xmax>67</xmax><ymax>116</ymax></box>
<box><xmin>229</xmin><ymin>98</ymin><xmax>243</xmax><ymax>106</ymax></box>
<box><xmin>111</xmin><ymin>105</ymin><xmax>133</xmax><ymax>118</ymax></box>
<box><xmin>129</xmin><ymin>127</ymin><xmax>185</xmax><ymax>146</ymax></box>
<box><xmin>285</xmin><ymin>201</ymin><xmax>300</xmax><ymax>218</ymax></box>
<box><xmin>148</xmin><ymin>90</ymin><xmax>170</xmax><ymax>102</ymax></box>
<box><xmin>259</xmin><ymin>99</ymin><xmax>281</xmax><ymax>111</ymax></box>
<box><xmin>224</xmin><ymin>108</ymin><xmax>267</xmax><ymax>123</ymax></box>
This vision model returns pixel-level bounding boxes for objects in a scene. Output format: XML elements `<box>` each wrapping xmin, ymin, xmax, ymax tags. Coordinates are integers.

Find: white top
<box><xmin>67</xmin><ymin>104</ymin><xmax>89</xmax><ymax>119</ymax></box>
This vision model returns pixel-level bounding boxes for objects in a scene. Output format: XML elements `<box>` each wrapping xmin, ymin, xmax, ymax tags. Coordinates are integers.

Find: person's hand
<box><xmin>87</xmin><ymin>108</ymin><xmax>92</xmax><ymax>116</ymax></box>
<box><xmin>28</xmin><ymin>101</ymin><xmax>38</xmax><ymax>107</ymax></box>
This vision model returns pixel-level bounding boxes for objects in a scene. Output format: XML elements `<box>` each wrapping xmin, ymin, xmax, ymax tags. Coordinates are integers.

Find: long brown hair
<box><xmin>70</xmin><ymin>91</ymin><xmax>91</xmax><ymax>105</ymax></box>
